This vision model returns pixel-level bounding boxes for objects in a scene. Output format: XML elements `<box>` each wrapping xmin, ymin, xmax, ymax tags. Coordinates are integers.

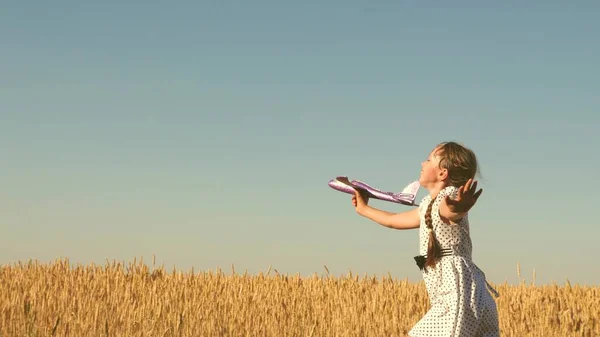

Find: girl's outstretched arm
<box><xmin>352</xmin><ymin>190</ymin><xmax>420</xmax><ymax>230</ymax></box>
<box><xmin>439</xmin><ymin>178</ymin><xmax>483</xmax><ymax>222</ymax></box>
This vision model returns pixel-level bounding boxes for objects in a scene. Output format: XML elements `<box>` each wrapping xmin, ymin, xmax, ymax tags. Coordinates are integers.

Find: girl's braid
<box><xmin>424</xmin><ymin>196</ymin><xmax>442</xmax><ymax>269</ymax></box>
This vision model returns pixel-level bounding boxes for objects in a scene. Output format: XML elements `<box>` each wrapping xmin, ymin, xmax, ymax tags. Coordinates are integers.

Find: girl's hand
<box><xmin>445</xmin><ymin>178</ymin><xmax>483</xmax><ymax>214</ymax></box>
<box><xmin>351</xmin><ymin>189</ymin><xmax>370</xmax><ymax>214</ymax></box>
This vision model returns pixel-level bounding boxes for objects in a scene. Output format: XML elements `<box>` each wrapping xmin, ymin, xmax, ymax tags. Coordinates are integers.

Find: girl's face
<box><xmin>419</xmin><ymin>147</ymin><xmax>446</xmax><ymax>187</ymax></box>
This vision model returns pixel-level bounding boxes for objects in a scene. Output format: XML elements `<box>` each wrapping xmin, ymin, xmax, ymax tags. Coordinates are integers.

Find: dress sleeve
<box><xmin>438</xmin><ymin>185</ymin><xmax>460</xmax><ymax>202</ymax></box>
<box><xmin>437</xmin><ymin>185</ymin><xmax>469</xmax><ymax>226</ymax></box>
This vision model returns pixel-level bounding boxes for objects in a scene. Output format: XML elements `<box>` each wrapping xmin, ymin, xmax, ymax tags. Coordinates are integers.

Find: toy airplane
<box><xmin>328</xmin><ymin>176</ymin><xmax>420</xmax><ymax>206</ymax></box>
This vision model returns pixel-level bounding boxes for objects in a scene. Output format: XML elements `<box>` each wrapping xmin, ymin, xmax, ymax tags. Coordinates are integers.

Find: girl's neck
<box><xmin>427</xmin><ymin>181</ymin><xmax>448</xmax><ymax>199</ymax></box>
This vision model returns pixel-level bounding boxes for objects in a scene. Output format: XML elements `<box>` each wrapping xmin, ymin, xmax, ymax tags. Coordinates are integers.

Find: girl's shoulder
<box><xmin>438</xmin><ymin>185</ymin><xmax>460</xmax><ymax>200</ymax></box>
<box><xmin>419</xmin><ymin>185</ymin><xmax>461</xmax><ymax>211</ymax></box>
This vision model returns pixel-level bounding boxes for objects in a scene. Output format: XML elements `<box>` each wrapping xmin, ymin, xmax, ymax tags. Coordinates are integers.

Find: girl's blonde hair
<box><xmin>424</xmin><ymin>141</ymin><xmax>480</xmax><ymax>269</ymax></box>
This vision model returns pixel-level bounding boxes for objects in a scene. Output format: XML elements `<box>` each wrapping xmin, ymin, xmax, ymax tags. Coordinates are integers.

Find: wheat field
<box><xmin>1</xmin><ymin>258</ymin><xmax>598</xmax><ymax>337</ymax></box>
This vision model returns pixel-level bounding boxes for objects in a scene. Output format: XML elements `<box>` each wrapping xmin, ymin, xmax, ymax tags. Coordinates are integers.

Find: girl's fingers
<box><xmin>463</xmin><ymin>179</ymin><xmax>471</xmax><ymax>192</ymax></box>
<box><xmin>353</xmin><ymin>191</ymin><xmax>362</xmax><ymax>204</ymax></box>
<box><xmin>457</xmin><ymin>185</ymin><xmax>464</xmax><ymax>200</ymax></box>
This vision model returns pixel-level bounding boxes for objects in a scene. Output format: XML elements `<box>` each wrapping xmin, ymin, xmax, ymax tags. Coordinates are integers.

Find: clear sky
<box><xmin>2</xmin><ymin>1</ymin><xmax>598</xmax><ymax>286</ymax></box>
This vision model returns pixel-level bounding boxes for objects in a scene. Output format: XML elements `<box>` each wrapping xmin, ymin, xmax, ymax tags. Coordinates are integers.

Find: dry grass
<box><xmin>1</xmin><ymin>258</ymin><xmax>598</xmax><ymax>337</ymax></box>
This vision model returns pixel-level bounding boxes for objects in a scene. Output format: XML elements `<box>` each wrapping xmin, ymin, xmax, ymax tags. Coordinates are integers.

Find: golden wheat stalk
<box><xmin>1</xmin><ymin>258</ymin><xmax>598</xmax><ymax>337</ymax></box>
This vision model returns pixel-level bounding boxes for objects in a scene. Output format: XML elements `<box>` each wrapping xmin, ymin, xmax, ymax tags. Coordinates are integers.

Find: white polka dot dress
<box><xmin>408</xmin><ymin>186</ymin><xmax>500</xmax><ymax>337</ymax></box>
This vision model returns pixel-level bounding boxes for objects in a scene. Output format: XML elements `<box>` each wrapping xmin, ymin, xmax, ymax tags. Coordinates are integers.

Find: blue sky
<box><xmin>1</xmin><ymin>1</ymin><xmax>598</xmax><ymax>285</ymax></box>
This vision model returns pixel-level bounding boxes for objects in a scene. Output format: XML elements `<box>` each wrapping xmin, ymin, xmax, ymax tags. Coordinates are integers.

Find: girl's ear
<box><xmin>438</xmin><ymin>168</ymin><xmax>448</xmax><ymax>181</ymax></box>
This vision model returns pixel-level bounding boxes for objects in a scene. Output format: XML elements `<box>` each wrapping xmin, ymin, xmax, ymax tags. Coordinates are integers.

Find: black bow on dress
<box><xmin>414</xmin><ymin>255</ymin><xmax>426</xmax><ymax>271</ymax></box>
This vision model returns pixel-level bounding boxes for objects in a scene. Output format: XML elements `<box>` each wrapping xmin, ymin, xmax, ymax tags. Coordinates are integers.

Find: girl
<box><xmin>352</xmin><ymin>141</ymin><xmax>500</xmax><ymax>337</ymax></box>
